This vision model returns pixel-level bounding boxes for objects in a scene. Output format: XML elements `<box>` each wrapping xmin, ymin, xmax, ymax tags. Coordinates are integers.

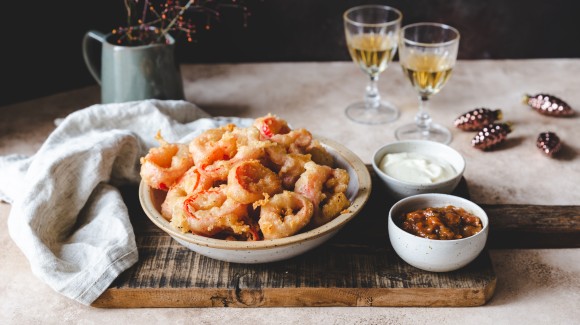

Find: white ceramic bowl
<box><xmin>372</xmin><ymin>140</ymin><xmax>466</xmax><ymax>200</ymax></box>
<box><xmin>388</xmin><ymin>193</ymin><xmax>489</xmax><ymax>272</ymax></box>
<box><xmin>139</xmin><ymin>137</ymin><xmax>371</xmax><ymax>264</ymax></box>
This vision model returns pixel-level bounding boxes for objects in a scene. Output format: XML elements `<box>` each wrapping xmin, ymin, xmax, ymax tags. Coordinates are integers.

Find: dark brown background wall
<box><xmin>2</xmin><ymin>0</ymin><xmax>578</xmax><ymax>106</ymax></box>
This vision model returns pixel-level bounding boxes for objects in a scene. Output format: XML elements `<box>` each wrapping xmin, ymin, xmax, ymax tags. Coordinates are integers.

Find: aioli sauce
<box><xmin>379</xmin><ymin>152</ymin><xmax>456</xmax><ymax>184</ymax></box>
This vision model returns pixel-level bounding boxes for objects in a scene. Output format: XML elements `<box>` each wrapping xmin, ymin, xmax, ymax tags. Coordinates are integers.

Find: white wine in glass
<box><xmin>343</xmin><ymin>5</ymin><xmax>402</xmax><ymax>124</ymax></box>
<box><xmin>402</xmin><ymin>53</ymin><xmax>454</xmax><ymax>97</ymax></box>
<box><xmin>348</xmin><ymin>34</ymin><xmax>396</xmax><ymax>78</ymax></box>
<box><xmin>395</xmin><ymin>23</ymin><xmax>460</xmax><ymax>144</ymax></box>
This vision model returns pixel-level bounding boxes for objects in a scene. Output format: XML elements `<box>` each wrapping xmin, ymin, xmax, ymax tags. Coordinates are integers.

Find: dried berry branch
<box><xmin>112</xmin><ymin>0</ymin><xmax>249</xmax><ymax>46</ymax></box>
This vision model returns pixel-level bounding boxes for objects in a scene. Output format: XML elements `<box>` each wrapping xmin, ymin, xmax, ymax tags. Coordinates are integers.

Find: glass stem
<box><xmin>415</xmin><ymin>95</ymin><xmax>432</xmax><ymax>138</ymax></box>
<box><xmin>364</xmin><ymin>75</ymin><xmax>380</xmax><ymax>109</ymax></box>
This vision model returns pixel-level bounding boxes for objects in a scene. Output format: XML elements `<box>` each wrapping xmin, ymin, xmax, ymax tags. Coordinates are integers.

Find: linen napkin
<box><xmin>0</xmin><ymin>99</ymin><xmax>252</xmax><ymax>305</ymax></box>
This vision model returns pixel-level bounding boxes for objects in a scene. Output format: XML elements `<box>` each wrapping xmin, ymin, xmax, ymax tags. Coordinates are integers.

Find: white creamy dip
<box><xmin>379</xmin><ymin>152</ymin><xmax>456</xmax><ymax>184</ymax></box>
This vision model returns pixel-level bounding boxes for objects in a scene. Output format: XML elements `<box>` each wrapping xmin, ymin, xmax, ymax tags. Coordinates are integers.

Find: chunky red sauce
<box><xmin>399</xmin><ymin>205</ymin><xmax>483</xmax><ymax>240</ymax></box>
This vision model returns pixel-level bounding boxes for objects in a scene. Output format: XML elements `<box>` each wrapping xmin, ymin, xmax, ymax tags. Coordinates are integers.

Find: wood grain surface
<box><xmin>92</xmin><ymin>170</ymin><xmax>578</xmax><ymax>308</ymax></box>
<box><xmin>483</xmin><ymin>204</ymin><xmax>580</xmax><ymax>249</ymax></box>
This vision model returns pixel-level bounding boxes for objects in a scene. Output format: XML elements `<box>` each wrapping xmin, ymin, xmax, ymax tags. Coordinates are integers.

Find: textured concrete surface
<box><xmin>1</xmin><ymin>60</ymin><xmax>579</xmax><ymax>324</ymax></box>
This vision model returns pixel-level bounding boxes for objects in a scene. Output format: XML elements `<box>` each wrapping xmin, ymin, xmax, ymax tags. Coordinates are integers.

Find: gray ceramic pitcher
<box><xmin>82</xmin><ymin>30</ymin><xmax>185</xmax><ymax>104</ymax></box>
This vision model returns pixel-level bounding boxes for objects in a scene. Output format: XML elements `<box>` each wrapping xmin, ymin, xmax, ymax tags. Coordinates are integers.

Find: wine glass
<box><xmin>395</xmin><ymin>22</ymin><xmax>460</xmax><ymax>144</ymax></box>
<box><xmin>343</xmin><ymin>5</ymin><xmax>402</xmax><ymax>124</ymax></box>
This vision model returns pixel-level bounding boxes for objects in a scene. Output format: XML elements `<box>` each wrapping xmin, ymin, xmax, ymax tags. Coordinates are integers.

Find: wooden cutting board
<box><xmin>92</xmin><ymin>170</ymin><xmax>579</xmax><ymax>308</ymax></box>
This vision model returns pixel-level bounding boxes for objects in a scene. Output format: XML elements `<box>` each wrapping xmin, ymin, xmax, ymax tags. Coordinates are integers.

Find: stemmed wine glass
<box><xmin>343</xmin><ymin>5</ymin><xmax>402</xmax><ymax>124</ymax></box>
<box><xmin>395</xmin><ymin>23</ymin><xmax>460</xmax><ymax>144</ymax></box>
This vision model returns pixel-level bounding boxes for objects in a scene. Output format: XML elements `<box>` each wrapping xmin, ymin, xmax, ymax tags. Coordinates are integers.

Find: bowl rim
<box><xmin>371</xmin><ymin>139</ymin><xmax>466</xmax><ymax>187</ymax></box>
<box><xmin>388</xmin><ymin>193</ymin><xmax>489</xmax><ymax>243</ymax></box>
<box><xmin>139</xmin><ymin>136</ymin><xmax>372</xmax><ymax>250</ymax></box>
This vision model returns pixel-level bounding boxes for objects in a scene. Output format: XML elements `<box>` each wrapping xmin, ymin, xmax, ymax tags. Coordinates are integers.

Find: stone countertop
<box><xmin>1</xmin><ymin>60</ymin><xmax>579</xmax><ymax>324</ymax></box>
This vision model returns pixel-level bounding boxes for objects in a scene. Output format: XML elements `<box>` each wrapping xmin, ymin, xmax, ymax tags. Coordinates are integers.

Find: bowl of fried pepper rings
<box><xmin>139</xmin><ymin>114</ymin><xmax>371</xmax><ymax>263</ymax></box>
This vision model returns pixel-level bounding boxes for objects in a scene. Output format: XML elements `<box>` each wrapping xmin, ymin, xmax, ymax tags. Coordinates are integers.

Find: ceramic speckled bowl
<box><xmin>372</xmin><ymin>140</ymin><xmax>466</xmax><ymax>200</ymax></box>
<box><xmin>139</xmin><ymin>137</ymin><xmax>371</xmax><ymax>264</ymax></box>
<box><xmin>388</xmin><ymin>193</ymin><xmax>489</xmax><ymax>272</ymax></box>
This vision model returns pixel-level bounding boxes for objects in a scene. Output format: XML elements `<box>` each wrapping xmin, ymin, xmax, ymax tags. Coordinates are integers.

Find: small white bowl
<box><xmin>139</xmin><ymin>137</ymin><xmax>371</xmax><ymax>264</ymax></box>
<box><xmin>388</xmin><ymin>193</ymin><xmax>489</xmax><ymax>272</ymax></box>
<box><xmin>372</xmin><ymin>140</ymin><xmax>465</xmax><ymax>200</ymax></box>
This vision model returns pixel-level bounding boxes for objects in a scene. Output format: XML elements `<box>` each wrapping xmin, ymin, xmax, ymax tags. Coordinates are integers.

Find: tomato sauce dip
<box><xmin>398</xmin><ymin>205</ymin><xmax>483</xmax><ymax>240</ymax></box>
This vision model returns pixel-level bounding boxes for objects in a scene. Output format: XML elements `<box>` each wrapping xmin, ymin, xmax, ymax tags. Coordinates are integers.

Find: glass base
<box><xmin>395</xmin><ymin>122</ymin><xmax>452</xmax><ymax>144</ymax></box>
<box><xmin>345</xmin><ymin>101</ymin><xmax>399</xmax><ymax>125</ymax></box>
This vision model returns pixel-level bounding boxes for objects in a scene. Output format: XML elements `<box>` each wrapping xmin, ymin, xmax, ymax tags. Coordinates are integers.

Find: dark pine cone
<box><xmin>523</xmin><ymin>93</ymin><xmax>575</xmax><ymax>117</ymax></box>
<box><xmin>472</xmin><ymin>122</ymin><xmax>512</xmax><ymax>150</ymax></box>
<box><xmin>454</xmin><ymin>108</ymin><xmax>503</xmax><ymax>131</ymax></box>
<box><xmin>536</xmin><ymin>132</ymin><xmax>562</xmax><ymax>157</ymax></box>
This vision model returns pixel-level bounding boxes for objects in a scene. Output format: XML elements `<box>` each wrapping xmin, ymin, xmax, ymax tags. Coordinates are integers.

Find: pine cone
<box><xmin>536</xmin><ymin>132</ymin><xmax>562</xmax><ymax>157</ymax></box>
<box><xmin>472</xmin><ymin>122</ymin><xmax>512</xmax><ymax>150</ymax></box>
<box><xmin>523</xmin><ymin>93</ymin><xmax>575</xmax><ymax>117</ymax></box>
<box><xmin>454</xmin><ymin>108</ymin><xmax>503</xmax><ymax>131</ymax></box>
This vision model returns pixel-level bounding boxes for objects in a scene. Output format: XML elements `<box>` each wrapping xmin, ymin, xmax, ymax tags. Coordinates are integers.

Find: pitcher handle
<box><xmin>82</xmin><ymin>30</ymin><xmax>106</xmax><ymax>85</ymax></box>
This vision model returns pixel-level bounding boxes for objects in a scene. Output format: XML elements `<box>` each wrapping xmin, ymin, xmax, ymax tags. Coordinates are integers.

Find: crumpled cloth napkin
<box><xmin>0</xmin><ymin>99</ymin><xmax>252</xmax><ymax>305</ymax></box>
